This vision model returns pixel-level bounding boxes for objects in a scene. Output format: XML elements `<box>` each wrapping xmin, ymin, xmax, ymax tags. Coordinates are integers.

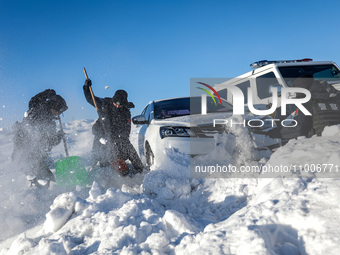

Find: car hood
<box><xmin>151</xmin><ymin>115</ymin><xmax>191</xmax><ymax>127</ymax></box>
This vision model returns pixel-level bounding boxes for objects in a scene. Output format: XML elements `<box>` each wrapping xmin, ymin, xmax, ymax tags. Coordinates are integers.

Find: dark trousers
<box><xmin>91</xmin><ymin>137</ymin><xmax>144</xmax><ymax>171</ymax></box>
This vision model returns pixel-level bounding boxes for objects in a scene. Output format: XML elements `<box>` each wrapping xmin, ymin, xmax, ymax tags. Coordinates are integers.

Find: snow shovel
<box><xmin>83</xmin><ymin>67</ymin><xmax>129</xmax><ymax>176</ymax></box>
<box><xmin>55</xmin><ymin>116</ymin><xmax>89</xmax><ymax>187</ymax></box>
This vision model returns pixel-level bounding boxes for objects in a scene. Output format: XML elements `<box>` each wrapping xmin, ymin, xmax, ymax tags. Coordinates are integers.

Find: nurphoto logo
<box><xmin>197</xmin><ymin>81</ymin><xmax>312</xmax><ymax>128</ymax></box>
<box><xmin>198</xmin><ymin>82</ymin><xmax>311</xmax><ymax>116</ymax></box>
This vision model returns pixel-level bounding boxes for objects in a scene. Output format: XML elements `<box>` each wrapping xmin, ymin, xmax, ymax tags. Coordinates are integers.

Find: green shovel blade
<box><xmin>56</xmin><ymin>156</ymin><xmax>89</xmax><ymax>187</ymax></box>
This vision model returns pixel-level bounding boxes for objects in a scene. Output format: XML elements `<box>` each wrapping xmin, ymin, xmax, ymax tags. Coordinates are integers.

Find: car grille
<box><xmin>192</xmin><ymin>124</ymin><xmax>226</xmax><ymax>137</ymax></box>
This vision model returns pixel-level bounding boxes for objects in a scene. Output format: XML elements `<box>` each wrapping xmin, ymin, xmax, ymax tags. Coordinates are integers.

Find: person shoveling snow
<box><xmin>82</xmin><ymin>68</ymin><xmax>144</xmax><ymax>177</ymax></box>
<box><xmin>12</xmin><ymin>89</ymin><xmax>68</xmax><ymax>188</ymax></box>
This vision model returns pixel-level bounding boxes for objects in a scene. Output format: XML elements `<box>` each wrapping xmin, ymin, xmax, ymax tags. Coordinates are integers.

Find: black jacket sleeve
<box><xmin>121</xmin><ymin>110</ymin><xmax>131</xmax><ymax>139</ymax></box>
<box><xmin>83</xmin><ymin>84</ymin><xmax>104</xmax><ymax>110</ymax></box>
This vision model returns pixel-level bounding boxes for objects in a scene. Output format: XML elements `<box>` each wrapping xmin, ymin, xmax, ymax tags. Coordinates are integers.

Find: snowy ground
<box><xmin>0</xmin><ymin>119</ymin><xmax>340</xmax><ymax>254</ymax></box>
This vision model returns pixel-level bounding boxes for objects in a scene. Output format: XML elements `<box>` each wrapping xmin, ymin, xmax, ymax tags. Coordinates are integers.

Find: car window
<box><xmin>279</xmin><ymin>65</ymin><xmax>340</xmax><ymax>86</ymax></box>
<box><xmin>216</xmin><ymin>88</ymin><xmax>228</xmax><ymax>101</ymax></box>
<box><xmin>235</xmin><ymin>80</ymin><xmax>250</xmax><ymax>103</ymax></box>
<box><xmin>154</xmin><ymin>97</ymin><xmax>233</xmax><ymax>119</ymax></box>
<box><xmin>155</xmin><ymin>98</ymin><xmax>190</xmax><ymax>119</ymax></box>
<box><xmin>256</xmin><ymin>72</ymin><xmax>279</xmax><ymax>99</ymax></box>
<box><xmin>190</xmin><ymin>97</ymin><xmax>232</xmax><ymax>115</ymax></box>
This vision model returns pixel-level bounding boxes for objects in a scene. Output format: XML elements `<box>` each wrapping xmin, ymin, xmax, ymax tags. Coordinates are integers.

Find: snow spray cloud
<box><xmin>189</xmin><ymin>77</ymin><xmax>316</xmax><ymax>178</ymax></box>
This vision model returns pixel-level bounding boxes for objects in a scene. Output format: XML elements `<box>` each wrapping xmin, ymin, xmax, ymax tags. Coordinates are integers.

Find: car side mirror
<box><xmin>269</xmin><ymin>83</ymin><xmax>282</xmax><ymax>97</ymax></box>
<box><xmin>132</xmin><ymin>115</ymin><xmax>149</xmax><ymax>125</ymax></box>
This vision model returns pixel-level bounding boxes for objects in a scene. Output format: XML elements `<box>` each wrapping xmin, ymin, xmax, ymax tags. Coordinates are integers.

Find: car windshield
<box><xmin>278</xmin><ymin>64</ymin><xmax>340</xmax><ymax>86</ymax></box>
<box><xmin>154</xmin><ymin>97</ymin><xmax>232</xmax><ymax>119</ymax></box>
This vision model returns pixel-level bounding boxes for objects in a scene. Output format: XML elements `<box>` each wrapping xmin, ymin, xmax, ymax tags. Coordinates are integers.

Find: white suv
<box><xmin>214</xmin><ymin>58</ymin><xmax>340</xmax><ymax>106</ymax></box>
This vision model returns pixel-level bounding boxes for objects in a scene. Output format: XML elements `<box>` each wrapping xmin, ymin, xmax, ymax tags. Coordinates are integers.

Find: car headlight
<box><xmin>160</xmin><ymin>126</ymin><xmax>194</xmax><ymax>139</ymax></box>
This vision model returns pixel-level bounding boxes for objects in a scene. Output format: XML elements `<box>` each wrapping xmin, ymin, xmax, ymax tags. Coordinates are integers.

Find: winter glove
<box><xmin>50</xmin><ymin>130</ymin><xmax>64</xmax><ymax>146</ymax></box>
<box><xmin>57</xmin><ymin>130</ymin><xmax>64</xmax><ymax>139</ymax></box>
<box><xmin>84</xmin><ymin>79</ymin><xmax>92</xmax><ymax>87</ymax></box>
<box><xmin>112</xmin><ymin>159</ymin><xmax>129</xmax><ymax>176</ymax></box>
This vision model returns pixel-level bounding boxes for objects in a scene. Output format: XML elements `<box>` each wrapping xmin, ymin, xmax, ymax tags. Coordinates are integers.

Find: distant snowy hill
<box><xmin>0</xmin><ymin>119</ymin><xmax>340</xmax><ymax>254</ymax></box>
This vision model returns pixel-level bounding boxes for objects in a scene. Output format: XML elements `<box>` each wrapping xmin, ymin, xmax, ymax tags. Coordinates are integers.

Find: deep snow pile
<box><xmin>0</xmin><ymin>119</ymin><xmax>340</xmax><ymax>254</ymax></box>
<box><xmin>0</xmin><ymin>119</ymin><xmax>95</xmax><ymax>242</ymax></box>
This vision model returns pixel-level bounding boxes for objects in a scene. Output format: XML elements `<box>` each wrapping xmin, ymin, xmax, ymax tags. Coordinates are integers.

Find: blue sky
<box><xmin>1</xmin><ymin>0</ymin><xmax>340</xmax><ymax>129</ymax></box>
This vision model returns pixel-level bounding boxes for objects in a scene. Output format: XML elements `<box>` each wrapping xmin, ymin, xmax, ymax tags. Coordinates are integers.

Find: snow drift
<box><xmin>0</xmin><ymin>119</ymin><xmax>340</xmax><ymax>254</ymax></box>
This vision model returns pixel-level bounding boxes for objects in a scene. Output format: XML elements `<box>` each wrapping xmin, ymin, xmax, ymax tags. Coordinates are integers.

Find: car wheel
<box><xmin>145</xmin><ymin>142</ymin><xmax>154</xmax><ymax>167</ymax></box>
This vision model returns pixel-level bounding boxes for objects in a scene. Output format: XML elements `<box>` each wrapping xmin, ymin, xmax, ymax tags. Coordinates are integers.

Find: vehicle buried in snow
<box><xmin>131</xmin><ymin>97</ymin><xmax>227</xmax><ymax>167</ymax></box>
<box><xmin>131</xmin><ymin>95</ymin><xmax>278</xmax><ymax>167</ymax></box>
<box><xmin>132</xmin><ymin>59</ymin><xmax>340</xmax><ymax>166</ymax></box>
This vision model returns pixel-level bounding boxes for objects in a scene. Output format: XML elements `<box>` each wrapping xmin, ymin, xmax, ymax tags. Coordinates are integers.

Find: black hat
<box><xmin>112</xmin><ymin>90</ymin><xmax>128</xmax><ymax>106</ymax></box>
<box><xmin>48</xmin><ymin>95</ymin><xmax>68</xmax><ymax>114</ymax></box>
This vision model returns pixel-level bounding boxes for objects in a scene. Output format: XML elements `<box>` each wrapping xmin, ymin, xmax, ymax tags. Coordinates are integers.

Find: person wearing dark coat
<box><xmin>12</xmin><ymin>89</ymin><xmax>68</xmax><ymax>188</ymax></box>
<box><xmin>83</xmin><ymin>79</ymin><xmax>144</xmax><ymax>175</ymax></box>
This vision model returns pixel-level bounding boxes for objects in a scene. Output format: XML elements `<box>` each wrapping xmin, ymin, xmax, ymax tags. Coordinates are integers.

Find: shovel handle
<box><xmin>58</xmin><ymin>116</ymin><xmax>69</xmax><ymax>158</ymax></box>
<box><xmin>83</xmin><ymin>67</ymin><xmax>100</xmax><ymax>114</ymax></box>
<box><xmin>82</xmin><ymin>67</ymin><xmax>118</xmax><ymax>161</ymax></box>
<box><xmin>83</xmin><ymin>67</ymin><xmax>89</xmax><ymax>80</ymax></box>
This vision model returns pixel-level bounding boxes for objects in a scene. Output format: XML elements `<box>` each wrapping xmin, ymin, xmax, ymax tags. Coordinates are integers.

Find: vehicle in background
<box><xmin>214</xmin><ymin>58</ymin><xmax>340</xmax><ymax>106</ymax></box>
<box><xmin>212</xmin><ymin>59</ymin><xmax>340</xmax><ymax>145</ymax></box>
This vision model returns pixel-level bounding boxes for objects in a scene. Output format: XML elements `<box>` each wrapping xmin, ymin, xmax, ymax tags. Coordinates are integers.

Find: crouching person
<box><xmin>12</xmin><ymin>89</ymin><xmax>68</xmax><ymax>188</ymax></box>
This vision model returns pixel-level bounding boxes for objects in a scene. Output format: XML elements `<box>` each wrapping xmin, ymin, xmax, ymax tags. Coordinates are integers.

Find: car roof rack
<box><xmin>250</xmin><ymin>58</ymin><xmax>313</xmax><ymax>69</ymax></box>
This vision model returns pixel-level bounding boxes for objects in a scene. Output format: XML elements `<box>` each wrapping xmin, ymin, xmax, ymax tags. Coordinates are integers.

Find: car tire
<box><xmin>145</xmin><ymin>142</ymin><xmax>154</xmax><ymax>167</ymax></box>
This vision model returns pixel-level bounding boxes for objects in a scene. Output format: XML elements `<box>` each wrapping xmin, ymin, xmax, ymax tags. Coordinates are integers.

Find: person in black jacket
<box><xmin>83</xmin><ymin>79</ymin><xmax>144</xmax><ymax>176</ymax></box>
<box><xmin>12</xmin><ymin>89</ymin><xmax>68</xmax><ymax>188</ymax></box>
